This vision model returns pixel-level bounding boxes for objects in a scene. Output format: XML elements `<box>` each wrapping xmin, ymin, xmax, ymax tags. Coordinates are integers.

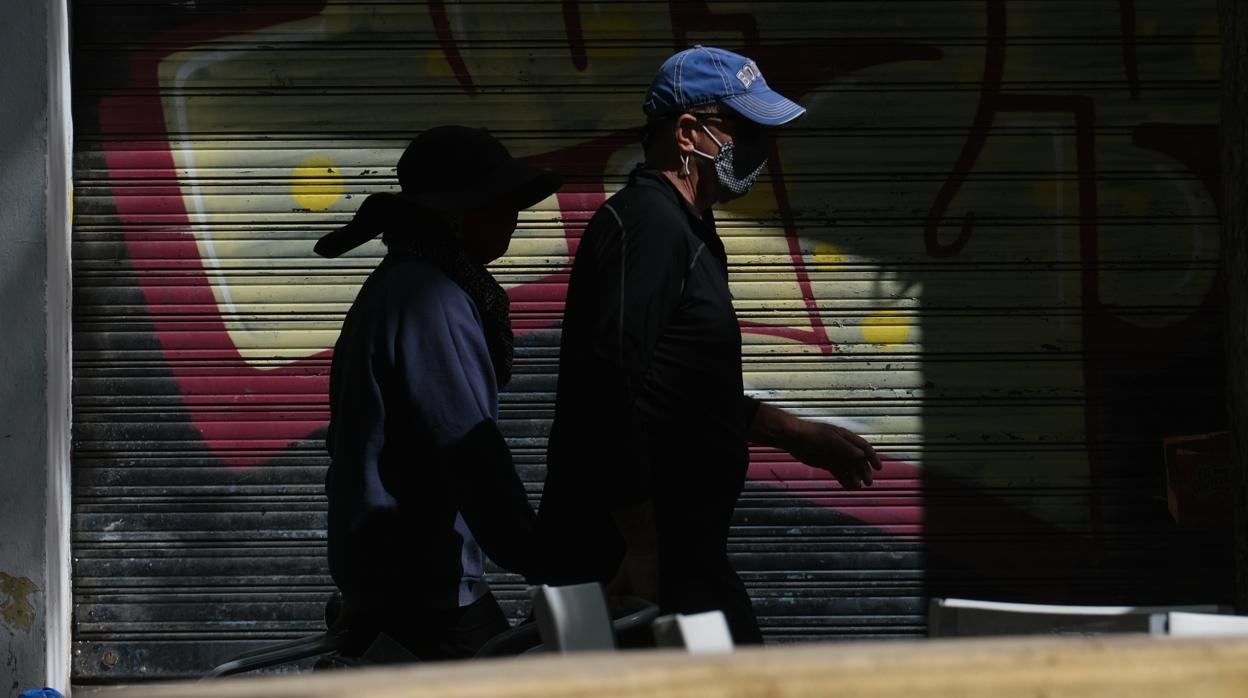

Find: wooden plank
<box><xmin>106</xmin><ymin>635</ymin><xmax>1248</xmax><ymax>698</ymax></box>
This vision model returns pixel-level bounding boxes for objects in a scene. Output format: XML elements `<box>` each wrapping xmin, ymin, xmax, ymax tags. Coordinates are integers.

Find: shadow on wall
<box><xmin>910</xmin><ymin>0</ymin><xmax>1231</xmax><ymax>606</ymax></box>
<box><xmin>66</xmin><ymin>0</ymin><xmax>1233</xmax><ymax>679</ymax></box>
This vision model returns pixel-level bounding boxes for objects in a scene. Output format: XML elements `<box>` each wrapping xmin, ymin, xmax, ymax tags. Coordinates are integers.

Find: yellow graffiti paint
<box><xmin>0</xmin><ymin>571</ymin><xmax>38</xmax><ymax>633</ymax></box>
<box><xmin>583</xmin><ymin>12</ymin><xmax>644</xmax><ymax>62</ymax></box>
<box><xmin>958</xmin><ymin>60</ymin><xmax>981</xmax><ymax>84</ymax></box>
<box><xmin>1195</xmin><ymin>19</ymin><xmax>1220</xmax><ymax>74</ymax></box>
<box><xmin>322</xmin><ymin>2</ymin><xmax>355</xmax><ymax>36</ymax></box>
<box><xmin>813</xmin><ymin>241</ymin><xmax>845</xmax><ymax>268</ymax></box>
<box><xmin>1031</xmin><ymin>181</ymin><xmax>1060</xmax><ymax>211</ymax></box>
<box><xmin>1125</xmin><ymin>190</ymin><xmax>1151</xmax><ymax>217</ymax></box>
<box><xmin>291</xmin><ymin>155</ymin><xmax>345</xmax><ymax>212</ymax></box>
<box><xmin>424</xmin><ymin>49</ymin><xmax>453</xmax><ymax>78</ymax></box>
<box><xmin>721</xmin><ymin>173</ymin><xmax>778</xmax><ymax>218</ymax></box>
<box><xmin>862</xmin><ymin>310</ymin><xmax>911</xmax><ymax>348</ymax></box>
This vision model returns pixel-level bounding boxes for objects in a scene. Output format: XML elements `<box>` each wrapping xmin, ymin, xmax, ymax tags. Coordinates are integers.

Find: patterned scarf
<box><xmin>383</xmin><ymin>214</ymin><xmax>514</xmax><ymax>388</ymax></box>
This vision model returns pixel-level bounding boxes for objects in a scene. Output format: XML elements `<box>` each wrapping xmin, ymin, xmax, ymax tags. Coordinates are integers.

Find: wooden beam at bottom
<box><xmin>111</xmin><ymin>635</ymin><xmax>1248</xmax><ymax>698</ymax></box>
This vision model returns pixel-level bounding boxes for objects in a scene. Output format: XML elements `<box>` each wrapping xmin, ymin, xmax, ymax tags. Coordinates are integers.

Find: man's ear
<box><xmin>673</xmin><ymin>113</ymin><xmax>700</xmax><ymax>155</ymax></box>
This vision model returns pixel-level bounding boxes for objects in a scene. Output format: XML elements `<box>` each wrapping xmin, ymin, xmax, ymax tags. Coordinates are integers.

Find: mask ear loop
<box><xmin>690</xmin><ymin>121</ymin><xmax>723</xmax><ymax>162</ymax></box>
<box><xmin>699</xmin><ymin>122</ymin><xmax>726</xmax><ymax>150</ymax></box>
<box><xmin>681</xmin><ymin>153</ymin><xmax>691</xmax><ymax>177</ymax></box>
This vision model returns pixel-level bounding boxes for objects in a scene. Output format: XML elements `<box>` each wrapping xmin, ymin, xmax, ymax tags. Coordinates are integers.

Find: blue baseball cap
<box><xmin>643</xmin><ymin>45</ymin><xmax>806</xmax><ymax>126</ymax></box>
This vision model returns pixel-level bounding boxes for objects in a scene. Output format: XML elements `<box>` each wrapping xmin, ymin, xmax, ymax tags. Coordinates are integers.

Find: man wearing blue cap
<box><xmin>539</xmin><ymin>46</ymin><xmax>883</xmax><ymax>644</ymax></box>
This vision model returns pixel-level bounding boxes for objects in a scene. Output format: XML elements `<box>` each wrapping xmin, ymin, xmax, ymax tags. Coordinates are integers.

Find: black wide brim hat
<box><xmin>315</xmin><ymin>125</ymin><xmax>562</xmax><ymax>258</ymax></box>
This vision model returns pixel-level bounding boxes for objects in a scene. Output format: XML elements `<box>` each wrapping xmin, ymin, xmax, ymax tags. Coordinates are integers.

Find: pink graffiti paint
<box><xmin>98</xmin><ymin>1</ymin><xmax>941</xmax><ymax>464</ymax></box>
<box><xmin>91</xmin><ymin>1</ymin><xmax>1163</xmax><ymax>595</ymax></box>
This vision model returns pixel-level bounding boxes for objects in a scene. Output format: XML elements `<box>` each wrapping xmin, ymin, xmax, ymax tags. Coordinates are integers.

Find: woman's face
<box><xmin>460</xmin><ymin>204</ymin><xmax>520</xmax><ymax>264</ymax></box>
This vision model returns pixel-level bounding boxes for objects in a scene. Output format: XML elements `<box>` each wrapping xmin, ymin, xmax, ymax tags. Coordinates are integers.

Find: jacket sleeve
<box><xmin>395</xmin><ymin>279</ymin><xmax>540</xmax><ymax>579</ymax></box>
<box><xmin>441</xmin><ymin>418</ymin><xmax>541</xmax><ymax>579</ymax></box>
<box><xmin>741</xmin><ymin>394</ymin><xmax>762</xmax><ymax>432</ymax></box>
<box><xmin>573</xmin><ymin>201</ymin><xmax>689</xmax><ymax>507</ymax></box>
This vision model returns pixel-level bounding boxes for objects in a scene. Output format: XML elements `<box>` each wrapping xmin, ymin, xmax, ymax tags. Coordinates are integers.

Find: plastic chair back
<box><xmin>652</xmin><ymin>610</ymin><xmax>734</xmax><ymax>653</ymax></box>
<box><xmin>529</xmin><ymin>582</ymin><xmax>615</xmax><ymax>652</ymax></box>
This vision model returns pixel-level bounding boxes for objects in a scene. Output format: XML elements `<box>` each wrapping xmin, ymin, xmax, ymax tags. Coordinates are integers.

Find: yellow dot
<box><xmin>583</xmin><ymin>12</ymin><xmax>644</xmax><ymax>61</ymax></box>
<box><xmin>1125</xmin><ymin>190</ymin><xmax>1150</xmax><ymax>216</ymax></box>
<box><xmin>862</xmin><ymin>310</ymin><xmax>911</xmax><ymax>348</ymax></box>
<box><xmin>425</xmin><ymin>49</ymin><xmax>453</xmax><ymax>79</ymax></box>
<box><xmin>1195</xmin><ymin>19</ymin><xmax>1220</xmax><ymax>74</ymax></box>
<box><xmin>1141</xmin><ymin>18</ymin><xmax>1159</xmax><ymax>36</ymax></box>
<box><xmin>958</xmin><ymin>60</ymin><xmax>982</xmax><ymax>84</ymax></box>
<box><xmin>1031</xmin><ymin>181</ymin><xmax>1060</xmax><ymax>211</ymax></box>
<box><xmin>291</xmin><ymin>155</ymin><xmax>344</xmax><ymax>212</ymax></box>
<box><xmin>813</xmin><ymin>241</ymin><xmax>844</xmax><ymax>267</ymax></box>
<box><xmin>322</xmin><ymin>3</ymin><xmax>352</xmax><ymax>35</ymax></box>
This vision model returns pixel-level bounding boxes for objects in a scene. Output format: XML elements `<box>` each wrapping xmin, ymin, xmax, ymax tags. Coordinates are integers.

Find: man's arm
<box><xmin>605</xmin><ymin>499</ymin><xmax>659</xmax><ymax>601</ymax></box>
<box><xmin>747</xmin><ymin>399</ymin><xmax>883</xmax><ymax>489</ymax></box>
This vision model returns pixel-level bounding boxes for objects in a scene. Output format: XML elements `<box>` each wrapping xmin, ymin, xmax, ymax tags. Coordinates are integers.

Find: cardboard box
<box><xmin>1163</xmin><ymin>431</ymin><xmax>1232</xmax><ymax>526</ymax></box>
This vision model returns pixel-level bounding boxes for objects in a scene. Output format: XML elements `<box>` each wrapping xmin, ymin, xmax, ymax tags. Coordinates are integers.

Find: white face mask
<box><xmin>690</xmin><ymin>123</ymin><xmax>768</xmax><ymax>200</ymax></box>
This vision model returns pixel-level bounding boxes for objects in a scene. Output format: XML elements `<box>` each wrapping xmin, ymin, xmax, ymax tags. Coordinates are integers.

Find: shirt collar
<box><xmin>629</xmin><ymin>165</ymin><xmax>726</xmax><ymax>263</ymax></box>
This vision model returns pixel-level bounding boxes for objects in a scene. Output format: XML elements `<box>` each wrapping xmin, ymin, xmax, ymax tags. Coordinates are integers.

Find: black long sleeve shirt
<box><xmin>539</xmin><ymin>166</ymin><xmax>759</xmax><ymax>585</ymax></box>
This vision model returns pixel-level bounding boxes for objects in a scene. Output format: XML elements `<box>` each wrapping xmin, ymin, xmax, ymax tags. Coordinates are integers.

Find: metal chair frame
<box><xmin>203</xmin><ymin>585</ymin><xmax>658</xmax><ymax>678</ymax></box>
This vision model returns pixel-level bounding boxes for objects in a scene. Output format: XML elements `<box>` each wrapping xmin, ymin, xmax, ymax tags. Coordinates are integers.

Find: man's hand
<box><xmin>608</xmin><ymin>500</ymin><xmax>660</xmax><ymax>603</ymax></box>
<box><xmin>748</xmin><ymin>402</ymin><xmax>884</xmax><ymax>489</ymax></box>
<box><xmin>787</xmin><ymin>420</ymin><xmax>883</xmax><ymax>489</ymax></box>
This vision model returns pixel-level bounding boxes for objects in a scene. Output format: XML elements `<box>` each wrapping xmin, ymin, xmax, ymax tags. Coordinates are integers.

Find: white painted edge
<box><xmin>1166</xmin><ymin>612</ymin><xmax>1248</xmax><ymax>637</ymax></box>
<box><xmin>936</xmin><ymin>597</ymin><xmax>1223</xmax><ymax>616</ymax></box>
<box><xmin>45</xmin><ymin>0</ymin><xmax>74</xmax><ymax>691</ymax></box>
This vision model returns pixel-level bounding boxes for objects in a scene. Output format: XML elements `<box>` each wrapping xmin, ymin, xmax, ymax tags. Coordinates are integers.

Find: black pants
<box><xmin>340</xmin><ymin>592</ymin><xmax>510</xmax><ymax>662</ymax></box>
<box><xmin>661</xmin><ymin>554</ymin><xmax>763</xmax><ymax>646</ymax></box>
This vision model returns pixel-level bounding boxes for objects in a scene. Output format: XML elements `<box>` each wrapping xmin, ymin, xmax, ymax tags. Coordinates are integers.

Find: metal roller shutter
<box><xmin>71</xmin><ymin>0</ymin><xmax>1230</xmax><ymax>680</ymax></box>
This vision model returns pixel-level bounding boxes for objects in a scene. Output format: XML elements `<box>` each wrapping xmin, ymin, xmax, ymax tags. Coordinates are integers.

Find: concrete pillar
<box><xmin>0</xmin><ymin>0</ymin><xmax>72</xmax><ymax>693</ymax></box>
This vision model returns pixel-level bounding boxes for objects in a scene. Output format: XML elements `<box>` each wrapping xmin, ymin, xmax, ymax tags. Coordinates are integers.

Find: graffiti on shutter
<box><xmin>72</xmin><ymin>0</ymin><xmax>1228</xmax><ymax>679</ymax></box>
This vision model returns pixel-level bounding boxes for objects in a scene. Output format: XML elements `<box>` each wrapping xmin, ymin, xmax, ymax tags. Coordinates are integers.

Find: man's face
<box><xmin>694</xmin><ymin>111</ymin><xmax>770</xmax><ymax>203</ymax></box>
<box><xmin>461</xmin><ymin>203</ymin><xmax>520</xmax><ymax>264</ymax></box>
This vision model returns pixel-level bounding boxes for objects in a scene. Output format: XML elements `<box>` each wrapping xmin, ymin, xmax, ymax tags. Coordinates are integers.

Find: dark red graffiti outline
<box><xmin>667</xmin><ymin>2</ymin><xmax>945</xmax><ymax>350</ymax></box>
<box><xmin>1118</xmin><ymin>0</ymin><xmax>1141</xmax><ymax>99</ymax></box>
<box><xmin>92</xmin><ymin>0</ymin><xmax>1116</xmax><ymax>597</ymax></box>
<box><xmin>435</xmin><ymin>0</ymin><xmax>945</xmax><ymax>351</ymax></box>
<box><xmin>926</xmin><ymin>0</ymin><xmax>1151</xmax><ymax>253</ymax></box>
<box><xmin>665</xmin><ymin>1</ymin><xmax>1096</xmax><ymax>582</ymax></box>
<box><xmin>427</xmin><ymin>1</ymin><xmax>477</xmax><ymax>94</ymax></box>
<box><xmin>95</xmin><ymin>2</ymin><xmax>592</xmax><ymax>457</ymax></box>
<box><xmin>99</xmin><ymin>1</ymin><xmax>941</xmax><ymax>463</ymax></box>
<box><xmin>924</xmin><ymin>0</ymin><xmax>1108</xmax><ymax>528</ymax></box>
<box><xmin>99</xmin><ymin>2</ymin><xmax>335</xmax><ymax>464</ymax></box>
<box><xmin>923</xmin><ymin>0</ymin><xmax>1221</xmax><ymax>541</ymax></box>
<box><xmin>562</xmin><ymin>0</ymin><xmax>589</xmax><ymax>72</ymax></box>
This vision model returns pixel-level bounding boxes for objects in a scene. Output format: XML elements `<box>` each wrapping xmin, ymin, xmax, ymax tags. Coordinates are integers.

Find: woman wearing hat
<box><xmin>316</xmin><ymin>126</ymin><xmax>561</xmax><ymax>661</ymax></box>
